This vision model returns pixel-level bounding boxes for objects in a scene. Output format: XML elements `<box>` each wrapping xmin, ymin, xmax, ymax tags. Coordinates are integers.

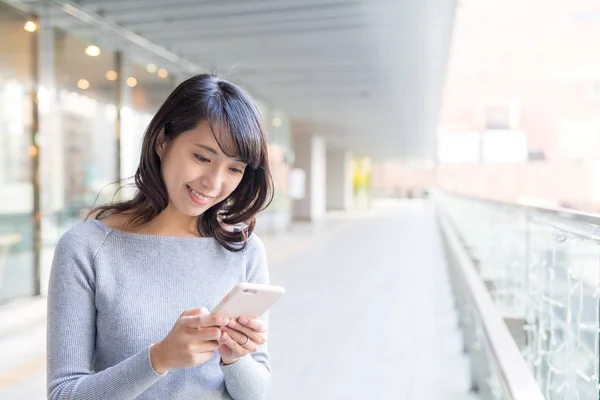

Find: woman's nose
<box><xmin>199</xmin><ymin>167</ymin><xmax>223</xmax><ymax>194</ymax></box>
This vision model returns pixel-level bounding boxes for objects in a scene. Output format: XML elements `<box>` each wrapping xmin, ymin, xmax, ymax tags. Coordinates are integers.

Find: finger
<box><xmin>201</xmin><ymin>313</ymin><xmax>230</xmax><ymax>328</ymax></box>
<box><xmin>222</xmin><ymin>327</ymin><xmax>248</xmax><ymax>346</ymax></box>
<box><xmin>191</xmin><ymin>327</ymin><xmax>222</xmax><ymax>342</ymax></box>
<box><xmin>193</xmin><ymin>340</ymin><xmax>220</xmax><ymax>352</ymax></box>
<box><xmin>181</xmin><ymin>307</ymin><xmax>209</xmax><ymax>318</ymax></box>
<box><xmin>237</xmin><ymin>317</ymin><xmax>267</xmax><ymax>333</ymax></box>
<box><xmin>185</xmin><ymin>313</ymin><xmax>230</xmax><ymax>329</ymax></box>
<box><xmin>220</xmin><ymin>332</ymin><xmax>250</xmax><ymax>356</ymax></box>
<box><xmin>223</xmin><ymin>327</ymin><xmax>261</xmax><ymax>351</ymax></box>
<box><xmin>227</xmin><ymin>321</ymin><xmax>267</xmax><ymax>345</ymax></box>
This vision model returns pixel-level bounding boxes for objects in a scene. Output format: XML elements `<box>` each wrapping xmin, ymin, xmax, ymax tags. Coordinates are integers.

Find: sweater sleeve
<box><xmin>47</xmin><ymin>229</ymin><xmax>166</xmax><ymax>400</ymax></box>
<box><xmin>221</xmin><ymin>234</ymin><xmax>272</xmax><ymax>399</ymax></box>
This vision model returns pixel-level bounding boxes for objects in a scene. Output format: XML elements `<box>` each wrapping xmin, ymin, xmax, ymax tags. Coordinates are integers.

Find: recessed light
<box><xmin>105</xmin><ymin>70</ymin><xmax>118</xmax><ymax>81</ymax></box>
<box><xmin>77</xmin><ymin>79</ymin><xmax>90</xmax><ymax>90</ymax></box>
<box><xmin>85</xmin><ymin>45</ymin><xmax>101</xmax><ymax>57</ymax></box>
<box><xmin>126</xmin><ymin>77</ymin><xmax>137</xmax><ymax>88</ymax></box>
<box><xmin>24</xmin><ymin>21</ymin><xmax>37</xmax><ymax>32</ymax></box>
<box><xmin>158</xmin><ymin>68</ymin><xmax>168</xmax><ymax>78</ymax></box>
<box><xmin>146</xmin><ymin>63</ymin><xmax>157</xmax><ymax>73</ymax></box>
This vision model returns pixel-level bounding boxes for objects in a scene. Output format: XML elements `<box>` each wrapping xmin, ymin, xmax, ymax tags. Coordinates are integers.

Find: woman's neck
<box><xmin>104</xmin><ymin>205</ymin><xmax>203</xmax><ymax>237</ymax></box>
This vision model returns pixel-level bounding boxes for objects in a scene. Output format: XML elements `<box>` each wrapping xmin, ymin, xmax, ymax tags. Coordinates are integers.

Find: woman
<box><xmin>47</xmin><ymin>74</ymin><xmax>274</xmax><ymax>399</ymax></box>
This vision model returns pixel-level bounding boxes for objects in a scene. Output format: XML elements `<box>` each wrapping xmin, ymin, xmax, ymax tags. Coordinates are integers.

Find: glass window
<box><xmin>255</xmin><ymin>104</ymin><xmax>293</xmax><ymax>234</ymax></box>
<box><xmin>121</xmin><ymin>63</ymin><xmax>174</xmax><ymax>182</ymax></box>
<box><xmin>0</xmin><ymin>3</ymin><xmax>36</xmax><ymax>302</ymax></box>
<box><xmin>131</xmin><ymin>63</ymin><xmax>174</xmax><ymax>114</ymax></box>
<box><xmin>43</xmin><ymin>30</ymin><xmax>118</xmax><ymax>244</ymax></box>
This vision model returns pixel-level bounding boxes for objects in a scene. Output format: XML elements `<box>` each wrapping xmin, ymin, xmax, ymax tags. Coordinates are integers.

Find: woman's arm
<box><xmin>47</xmin><ymin>230</ymin><xmax>166</xmax><ymax>400</ymax></box>
<box><xmin>220</xmin><ymin>234</ymin><xmax>272</xmax><ymax>399</ymax></box>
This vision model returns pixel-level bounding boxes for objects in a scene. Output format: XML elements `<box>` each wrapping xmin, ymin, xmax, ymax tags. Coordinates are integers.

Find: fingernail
<box><xmin>240</xmin><ymin>318</ymin><xmax>248</xmax><ymax>324</ymax></box>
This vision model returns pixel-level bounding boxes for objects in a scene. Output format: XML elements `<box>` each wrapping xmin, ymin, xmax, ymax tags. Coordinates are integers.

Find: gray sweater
<box><xmin>47</xmin><ymin>219</ymin><xmax>271</xmax><ymax>399</ymax></box>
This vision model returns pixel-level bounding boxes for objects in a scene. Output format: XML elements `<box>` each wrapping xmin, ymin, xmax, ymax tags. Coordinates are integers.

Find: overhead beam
<box><xmin>154</xmin><ymin>23</ymin><xmax>370</xmax><ymax>46</ymax></box>
<box><xmin>153</xmin><ymin>29</ymin><xmax>372</xmax><ymax>53</ymax></box>
<box><xmin>79</xmin><ymin>0</ymin><xmax>217</xmax><ymax>9</ymax></box>
<box><xmin>203</xmin><ymin>56</ymin><xmax>376</xmax><ymax>71</ymax></box>
<box><xmin>253</xmin><ymin>77</ymin><xmax>384</xmax><ymax>85</ymax></box>
<box><xmin>183</xmin><ymin>44</ymin><xmax>376</xmax><ymax>62</ymax></box>
<box><xmin>232</xmin><ymin>68</ymin><xmax>379</xmax><ymax>79</ymax></box>
<box><xmin>215</xmin><ymin>60</ymin><xmax>379</xmax><ymax>70</ymax></box>
<box><xmin>68</xmin><ymin>12</ymin><xmax>368</xmax><ymax>40</ymax></box>
<box><xmin>139</xmin><ymin>14</ymin><xmax>366</xmax><ymax>39</ymax></box>
<box><xmin>66</xmin><ymin>9</ymin><xmax>364</xmax><ymax>37</ymax></box>
<box><xmin>108</xmin><ymin>0</ymin><xmax>365</xmax><ymax>25</ymax></box>
<box><xmin>78</xmin><ymin>0</ymin><xmax>351</xmax><ymax>13</ymax></box>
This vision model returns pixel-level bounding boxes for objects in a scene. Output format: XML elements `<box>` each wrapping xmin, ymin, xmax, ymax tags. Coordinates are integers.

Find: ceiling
<box><xmin>6</xmin><ymin>0</ymin><xmax>457</xmax><ymax>161</ymax></box>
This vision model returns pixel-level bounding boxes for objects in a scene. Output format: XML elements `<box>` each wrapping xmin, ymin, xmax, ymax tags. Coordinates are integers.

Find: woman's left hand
<box><xmin>218</xmin><ymin>317</ymin><xmax>267</xmax><ymax>365</ymax></box>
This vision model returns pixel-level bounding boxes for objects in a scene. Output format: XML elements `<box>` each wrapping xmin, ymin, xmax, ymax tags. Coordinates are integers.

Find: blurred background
<box><xmin>0</xmin><ymin>0</ymin><xmax>599</xmax><ymax>399</ymax></box>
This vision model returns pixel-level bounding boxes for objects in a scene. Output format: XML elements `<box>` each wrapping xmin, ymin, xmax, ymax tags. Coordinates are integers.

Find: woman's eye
<box><xmin>194</xmin><ymin>154</ymin><xmax>210</xmax><ymax>162</ymax></box>
<box><xmin>230</xmin><ymin>167</ymin><xmax>244</xmax><ymax>174</ymax></box>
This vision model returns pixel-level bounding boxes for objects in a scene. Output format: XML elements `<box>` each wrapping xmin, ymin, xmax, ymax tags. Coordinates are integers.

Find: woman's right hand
<box><xmin>150</xmin><ymin>307</ymin><xmax>230</xmax><ymax>374</ymax></box>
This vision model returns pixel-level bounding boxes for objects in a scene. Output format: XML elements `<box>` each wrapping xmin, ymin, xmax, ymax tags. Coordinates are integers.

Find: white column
<box><xmin>292</xmin><ymin>134</ymin><xmax>326</xmax><ymax>221</ymax></box>
<box><xmin>326</xmin><ymin>148</ymin><xmax>353</xmax><ymax>211</ymax></box>
<box><xmin>118</xmin><ymin>52</ymin><xmax>133</xmax><ymax>180</ymax></box>
<box><xmin>37</xmin><ymin>10</ymin><xmax>63</xmax><ymax>217</ymax></box>
<box><xmin>37</xmin><ymin>5</ymin><xmax>61</xmax><ymax>296</ymax></box>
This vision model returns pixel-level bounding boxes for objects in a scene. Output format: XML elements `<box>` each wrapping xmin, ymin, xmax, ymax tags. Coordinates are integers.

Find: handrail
<box><xmin>437</xmin><ymin>209</ymin><xmax>546</xmax><ymax>400</ymax></box>
<box><xmin>435</xmin><ymin>189</ymin><xmax>600</xmax><ymax>226</ymax></box>
<box><xmin>433</xmin><ymin>189</ymin><xmax>600</xmax><ymax>241</ymax></box>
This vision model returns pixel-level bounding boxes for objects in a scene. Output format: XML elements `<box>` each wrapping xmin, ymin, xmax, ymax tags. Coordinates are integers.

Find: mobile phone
<box><xmin>211</xmin><ymin>283</ymin><xmax>285</xmax><ymax>318</ymax></box>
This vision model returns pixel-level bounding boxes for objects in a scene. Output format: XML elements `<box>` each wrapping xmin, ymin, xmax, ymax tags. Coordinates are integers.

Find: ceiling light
<box><xmin>77</xmin><ymin>79</ymin><xmax>90</xmax><ymax>90</ymax></box>
<box><xmin>126</xmin><ymin>77</ymin><xmax>137</xmax><ymax>88</ymax></box>
<box><xmin>85</xmin><ymin>45</ymin><xmax>101</xmax><ymax>57</ymax></box>
<box><xmin>24</xmin><ymin>21</ymin><xmax>37</xmax><ymax>32</ymax></box>
<box><xmin>272</xmin><ymin>117</ymin><xmax>282</xmax><ymax>127</ymax></box>
<box><xmin>105</xmin><ymin>70</ymin><xmax>118</xmax><ymax>81</ymax></box>
<box><xmin>158</xmin><ymin>68</ymin><xmax>169</xmax><ymax>78</ymax></box>
<box><xmin>146</xmin><ymin>63</ymin><xmax>157</xmax><ymax>73</ymax></box>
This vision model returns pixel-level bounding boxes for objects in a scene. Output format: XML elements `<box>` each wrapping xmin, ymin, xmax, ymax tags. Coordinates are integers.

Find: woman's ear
<box><xmin>156</xmin><ymin>129</ymin><xmax>167</xmax><ymax>160</ymax></box>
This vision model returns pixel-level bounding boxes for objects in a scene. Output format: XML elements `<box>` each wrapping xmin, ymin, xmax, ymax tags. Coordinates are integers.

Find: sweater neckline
<box><xmin>92</xmin><ymin>219</ymin><xmax>216</xmax><ymax>243</ymax></box>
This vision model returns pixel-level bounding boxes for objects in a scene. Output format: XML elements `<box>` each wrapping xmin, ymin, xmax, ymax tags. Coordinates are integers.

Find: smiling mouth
<box><xmin>186</xmin><ymin>185</ymin><xmax>213</xmax><ymax>203</ymax></box>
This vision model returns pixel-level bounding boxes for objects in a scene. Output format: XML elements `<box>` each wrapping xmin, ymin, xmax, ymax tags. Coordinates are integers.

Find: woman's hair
<box><xmin>88</xmin><ymin>74</ymin><xmax>273</xmax><ymax>252</ymax></box>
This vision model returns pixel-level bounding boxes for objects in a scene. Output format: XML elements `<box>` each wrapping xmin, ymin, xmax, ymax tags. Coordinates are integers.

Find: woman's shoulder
<box><xmin>56</xmin><ymin>218</ymin><xmax>113</xmax><ymax>256</ymax></box>
<box><xmin>243</xmin><ymin>232</ymin><xmax>267</xmax><ymax>262</ymax></box>
<box><xmin>243</xmin><ymin>232</ymin><xmax>269</xmax><ymax>282</ymax></box>
<box><xmin>246</xmin><ymin>232</ymin><xmax>265</xmax><ymax>251</ymax></box>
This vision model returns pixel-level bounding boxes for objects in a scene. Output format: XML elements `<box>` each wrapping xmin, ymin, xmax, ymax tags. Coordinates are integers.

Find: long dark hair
<box><xmin>89</xmin><ymin>74</ymin><xmax>273</xmax><ymax>252</ymax></box>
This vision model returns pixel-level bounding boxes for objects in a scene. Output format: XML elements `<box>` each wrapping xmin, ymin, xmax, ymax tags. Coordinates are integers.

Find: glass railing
<box><xmin>433</xmin><ymin>190</ymin><xmax>599</xmax><ymax>400</ymax></box>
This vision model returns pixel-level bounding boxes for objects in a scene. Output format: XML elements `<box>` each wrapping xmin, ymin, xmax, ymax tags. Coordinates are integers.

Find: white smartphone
<box><xmin>211</xmin><ymin>283</ymin><xmax>285</xmax><ymax>318</ymax></box>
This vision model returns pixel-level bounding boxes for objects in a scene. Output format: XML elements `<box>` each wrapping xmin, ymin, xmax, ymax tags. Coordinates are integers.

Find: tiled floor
<box><xmin>0</xmin><ymin>200</ymin><xmax>477</xmax><ymax>400</ymax></box>
<box><xmin>266</xmin><ymin>201</ymin><xmax>476</xmax><ymax>399</ymax></box>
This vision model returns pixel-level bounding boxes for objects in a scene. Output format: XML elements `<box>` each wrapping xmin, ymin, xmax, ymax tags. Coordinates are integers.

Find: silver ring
<box><xmin>240</xmin><ymin>335</ymin><xmax>249</xmax><ymax>347</ymax></box>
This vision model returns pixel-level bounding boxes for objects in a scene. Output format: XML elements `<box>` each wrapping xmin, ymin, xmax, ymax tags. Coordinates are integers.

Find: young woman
<box><xmin>47</xmin><ymin>74</ymin><xmax>274</xmax><ymax>399</ymax></box>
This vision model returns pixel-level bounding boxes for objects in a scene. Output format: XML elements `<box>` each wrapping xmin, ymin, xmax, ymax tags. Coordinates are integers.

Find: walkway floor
<box><xmin>0</xmin><ymin>200</ymin><xmax>477</xmax><ymax>400</ymax></box>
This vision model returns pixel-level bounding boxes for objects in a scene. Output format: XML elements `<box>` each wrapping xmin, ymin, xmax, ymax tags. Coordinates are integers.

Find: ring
<box><xmin>239</xmin><ymin>335</ymin><xmax>249</xmax><ymax>347</ymax></box>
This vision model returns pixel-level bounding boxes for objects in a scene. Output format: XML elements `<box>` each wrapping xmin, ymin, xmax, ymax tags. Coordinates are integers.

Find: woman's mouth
<box><xmin>186</xmin><ymin>185</ymin><xmax>212</xmax><ymax>205</ymax></box>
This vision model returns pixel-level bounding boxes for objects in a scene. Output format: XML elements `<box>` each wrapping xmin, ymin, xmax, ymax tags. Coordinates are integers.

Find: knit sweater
<box><xmin>47</xmin><ymin>219</ymin><xmax>271</xmax><ymax>399</ymax></box>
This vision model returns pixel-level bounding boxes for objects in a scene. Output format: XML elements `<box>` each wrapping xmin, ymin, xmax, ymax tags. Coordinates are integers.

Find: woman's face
<box><xmin>157</xmin><ymin>120</ymin><xmax>248</xmax><ymax>217</ymax></box>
